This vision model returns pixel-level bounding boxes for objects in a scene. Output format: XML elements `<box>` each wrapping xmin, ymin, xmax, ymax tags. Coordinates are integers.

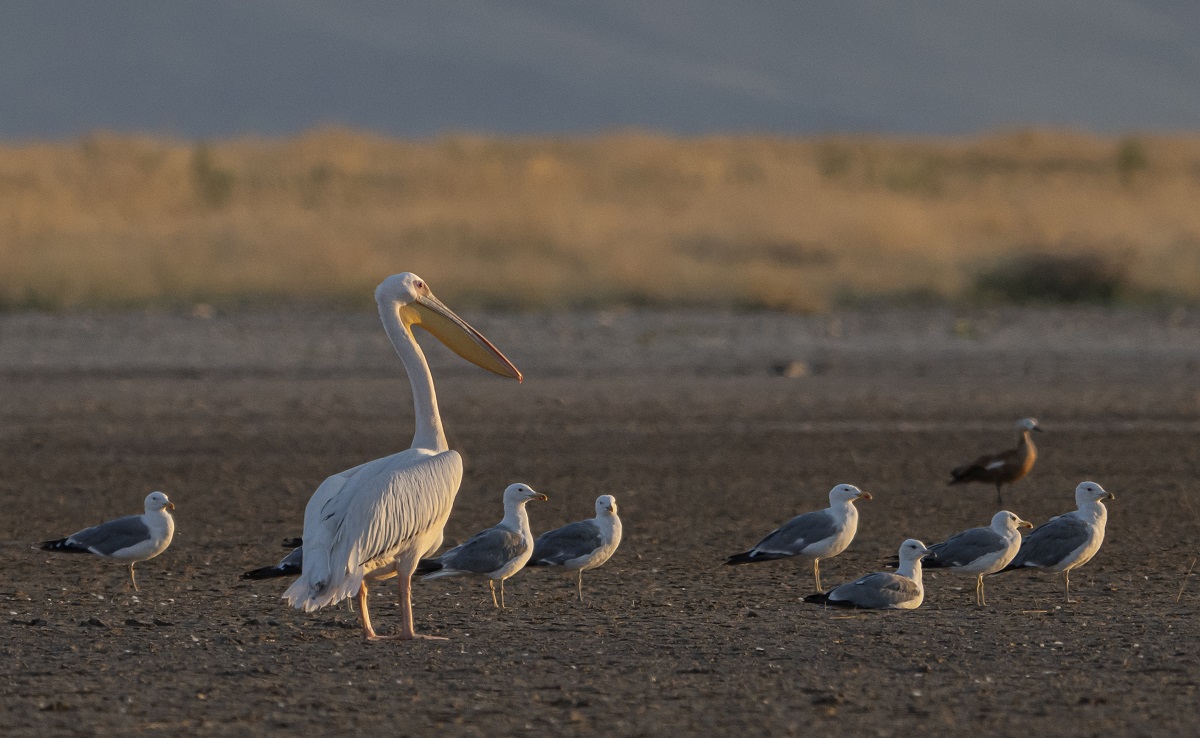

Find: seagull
<box><xmin>997</xmin><ymin>481</ymin><xmax>1114</xmax><ymax>603</ymax></box>
<box><xmin>281</xmin><ymin>273</ymin><xmax>522</xmax><ymax>641</ymax></box>
<box><xmin>240</xmin><ymin>539</ymin><xmax>304</xmax><ymax>580</ymax></box>
<box><xmin>805</xmin><ymin>539</ymin><xmax>934</xmax><ymax>610</ymax></box>
<box><xmin>920</xmin><ymin>511</ymin><xmax>1032</xmax><ymax>606</ymax></box>
<box><xmin>724</xmin><ymin>484</ymin><xmax>872</xmax><ymax>592</ymax></box>
<box><xmin>416</xmin><ymin>484</ymin><xmax>548</xmax><ymax>608</ymax></box>
<box><xmin>40</xmin><ymin>491</ymin><xmax>176</xmax><ymax>591</ymax></box>
<box><xmin>527</xmin><ymin>494</ymin><xmax>623</xmax><ymax>601</ymax></box>
<box><xmin>949</xmin><ymin>417</ymin><xmax>1041</xmax><ymax>505</ymax></box>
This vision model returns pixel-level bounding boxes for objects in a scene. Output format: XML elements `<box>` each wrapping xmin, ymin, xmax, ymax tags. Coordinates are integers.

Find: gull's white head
<box><xmin>1016</xmin><ymin>417</ymin><xmax>1042</xmax><ymax>433</ymax></box>
<box><xmin>595</xmin><ymin>495</ymin><xmax>618</xmax><ymax>516</ymax></box>
<box><xmin>504</xmin><ymin>483</ymin><xmax>549</xmax><ymax>505</ymax></box>
<box><xmin>897</xmin><ymin>538</ymin><xmax>933</xmax><ymax>563</ymax></box>
<box><xmin>145</xmin><ymin>491</ymin><xmax>175</xmax><ymax>512</ymax></box>
<box><xmin>991</xmin><ymin>510</ymin><xmax>1032</xmax><ymax>532</ymax></box>
<box><xmin>375</xmin><ymin>272</ymin><xmax>522</xmax><ymax>381</ymax></box>
<box><xmin>1075</xmin><ymin>481</ymin><xmax>1114</xmax><ymax>506</ymax></box>
<box><xmin>829</xmin><ymin>484</ymin><xmax>872</xmax><ymax>505</ymax></box>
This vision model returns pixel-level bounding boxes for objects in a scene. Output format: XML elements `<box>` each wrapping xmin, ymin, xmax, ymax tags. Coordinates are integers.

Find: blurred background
<box><xmin>2</xmin><ymin>1</ymin><xmax>1199</xmax><ymax>311</ymax></box>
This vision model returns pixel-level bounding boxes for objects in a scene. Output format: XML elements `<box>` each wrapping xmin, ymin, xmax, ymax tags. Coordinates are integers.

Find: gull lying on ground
<box><xmin>949</xmin><ymin>417</ymin><xmax>1041</xmax><ymax>505</ymax></box>
<box><xmin>805</xmin><ymin>539</ymin><xmax>933</xmax><ymax>610</ymax></box>
<box><xmin>724</xmin><ymin>484</ymin><xmax>871</xmax><ymax>592</ymax></box>
<box><xmin>920</xmin><ymin>510</ymin><xmax>1032</xmax><ymax>606</ymax></box>
<box><xmin>527</xmin><ymin>494</ymin><xmax>622</xmax><ymax>601</ymax></box>
<box><xmin>998</xmin><ymin>481</ymin><xmax>1113</xmax><ymax>603</ymax></box>
<box><xmin>40</xmin><ymin>491</ymin><xmax>175</xmax><ymax>591</ymax></box>
<box><xmin>416</xmin><ymin>484</ymin><xmax>548</xmax><ymax>608</ymax></box>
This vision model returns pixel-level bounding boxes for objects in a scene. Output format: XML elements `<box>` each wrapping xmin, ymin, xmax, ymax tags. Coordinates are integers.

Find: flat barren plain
<box><xmin>1</xmin><ymin>306</ymin><xmax>1199</xmax><ymax>735</ymax></box>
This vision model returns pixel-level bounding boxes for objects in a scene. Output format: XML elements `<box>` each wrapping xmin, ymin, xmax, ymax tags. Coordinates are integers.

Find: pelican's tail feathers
<box><xmin>283</xmin><ymin>567</ymin><xmax>363</xmax><ymax>613</ymax></box>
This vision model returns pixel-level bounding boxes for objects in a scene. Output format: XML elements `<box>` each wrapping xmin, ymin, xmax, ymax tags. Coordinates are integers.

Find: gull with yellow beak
<box><xmin>40</xmin><ymin>491</ymin><xmax>176</xmax><ymax>591</ymax></box>
<box><xmin>725</xmin><ymin>484</ymin><xmax>872</xmax><ymax>592</ymax></box>
<box><xmin>282</xmin><ymin>273</ymin><xmax>522</xmax><ymax>640</ymax></box>
<box><xmin>416</xmin><ymin>483</ymin><xmax>548</xmax><ymax>609</ymax></box>
<box><xmin>918</xmin><ymin>510</ymin><xmax>1033</xmax><ymax>606</ymax></box>
<box><xmin>998</xmin><ymin>481</ymin><xmax>1114</xmax><ymax>603</ymax></box>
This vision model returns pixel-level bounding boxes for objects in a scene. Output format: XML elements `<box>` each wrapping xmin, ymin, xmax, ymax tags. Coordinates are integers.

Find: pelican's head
<box><xmin>1075</xmin><ymin>481</ymin><xmax>1114</xmax><ymax>506</ymax></box>
<box><xmin>376</xmin><ymin>273</ymin><xmax>522</xmax><ymax>381</ymax></box>
<box><xmin>898</xmin><ymin>539</ymin><xmax>934</xmax><ymax>563</ymax></box>
<box><xmin>1016</xmin><ymin>417</ymin><xmax>1042</xmax><ymax>433</ymax></box>
<box><xmin>991</xmin><ymin>510</ymin><xmax>1032</xmax><ymax>532</ymax></box>
<box><xmin>145</xmin><ymin>491</ymin><xmax>175</xmax><ymax>512</ymax></box>
<box><xmin>596</xmin><ymin>495</ymin><xmax>618</xmax><ymax>516</ymax></box>
<box><xmin>829</xmin><ymin>484</ymin><xmax>872</xmax><ymax>505</ymax></box>
<box><xmin>504</xmin><ymin>483</ymin><xmax>549</xmax><ymax>505</ymax></box>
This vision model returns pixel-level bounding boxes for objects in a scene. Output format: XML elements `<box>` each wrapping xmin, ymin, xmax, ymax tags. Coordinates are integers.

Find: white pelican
<box><xmin>415</xmin><ymin>483</ymin><xmax>548</xmax><ymax>608</ymax></box>
<box><xmin>724</xmin><ymin>484</ymin><xmax>871</xmax><ymax>592</ymax></box>
<box><xmin>805</xmin><ymin>539</ymin><xmax>933</xmax><ymax>610</ymax></box>
<box><xmin>949</xmin><ymin>418</ymin><xmax>1042</xmax><ymax>505</ymax></box>
<box><xmin>527</xmin><ymin>494</ymin><xmax>623</xmax><ymax>601</ymax></box>
<box><xmin>998</xmin><ymin>481</ymin><xmax>1113</xmax><ymax>603</ymax></box>
<box><xmin>919</xmin><ymin>510</ymin><xmax>1033</xmax><ymax>606</ymax></box>
<box><xmin>40</xmin><ymin>491</ymin><xmax>176</xmax><ymax>591</ymax></box>
<box><xmin>281</xmin><ymin>273</ymin><xmax>521</xmax><ymax>641</ymax></box>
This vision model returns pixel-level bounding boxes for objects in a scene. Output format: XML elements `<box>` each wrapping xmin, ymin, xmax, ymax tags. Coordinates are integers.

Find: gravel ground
<box><xmin>1</xmin><ymin>306</ymin><xmax>1199</xmax><ymax>736</ymax></box>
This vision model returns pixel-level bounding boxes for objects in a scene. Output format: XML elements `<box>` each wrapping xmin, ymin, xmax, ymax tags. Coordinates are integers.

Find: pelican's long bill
<box><xmin>412</xmin><ymin>293</ymin><xmax>523</xmax><ymax>382</ymax></box>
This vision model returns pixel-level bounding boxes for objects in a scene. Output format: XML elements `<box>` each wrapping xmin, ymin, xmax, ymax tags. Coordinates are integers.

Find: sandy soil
<box><xmin>2</xmin><ymin>306</ymin><xmax>1199</xmax><ymax>736</ymax></box>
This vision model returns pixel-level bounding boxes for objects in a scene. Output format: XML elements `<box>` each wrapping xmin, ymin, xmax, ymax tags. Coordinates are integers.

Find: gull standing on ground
<box><xmin>280</xmin><ymin>273</ymin><xmax>523</xmax><ymax>641</ymax></box>
<box><xmin>920</xmin><ymin>511</ymin><xmax>1033</xmax><ymax>606</ymax></box>
<box><xmin>949</xmin><ymin>417</ymin><xmax>1041</xmax><ymax>505</ymax></box>
<box><xmin>416</xmin><ymin>484</ymin><xmax>547</xmax><ymax>608</ymax></box>
<box><xmin>40</xmin><ymin>491</ymin><xmax>175</xmax><ymax>591</ymax></box>
<box><xmin>527</xmin><ymin>494</ymin><xmax>622</xmax><ymax>601</ymax></box>
<box><xmin>724</xmin><ymin>484</ymin><xmax>872</xmax><ymax>592</ymax></box>
<box><xmin>805</xmin><ymin>539</ymin><xmax>934</xmax><ymax>610</ymax></box>
<box><xmin>997</xmin><ymin>481</ymin><xmax>1114</xmax><ymax>603</ymax></box>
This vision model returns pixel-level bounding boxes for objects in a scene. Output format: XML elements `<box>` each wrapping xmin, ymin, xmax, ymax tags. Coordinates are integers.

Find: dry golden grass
<box><xmin>2</xmin><ymin>128</ymin><xmax>1199</xmax><ymax>311</ymax></box>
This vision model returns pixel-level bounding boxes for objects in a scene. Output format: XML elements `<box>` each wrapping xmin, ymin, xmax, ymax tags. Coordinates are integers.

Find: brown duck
<box><xmin>948</xmin><ymin>418</ymin><xmax>1041</xmax><ymax>504</ymax></box>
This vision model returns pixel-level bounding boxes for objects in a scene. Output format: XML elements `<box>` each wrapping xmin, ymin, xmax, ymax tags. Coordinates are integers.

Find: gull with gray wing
<box><xmin>806</xmin><ymin>539</ymin><xmax>933</xmax><ymax>610</ymax></box>
<box><xmin>527</xmin><ymin>494</ymin><xmax>622</xmax><ymax>601</ymax></box>
<box><xmin>921</xmin><ymin>510</ymin><xmax>1032</xmax><ymax>606</ymax></box>
<box><xmin>998</xmin><ymin>481</ymin><xmax>1113</xmax><ymax>603</ymax></box>
<box><xmin>40</xmin><ymin>491</ymin><xmax>176</xmax><ymax>591</ymax></box>
<box><xmin>416</xmin><ymin>484</ymin><xmax>548</xmax><ymax>608</ymax></box>
<box><xmin>725</xmin><ymin>484</ymin><xmax>871</xmax><ymax>592</ymax></box>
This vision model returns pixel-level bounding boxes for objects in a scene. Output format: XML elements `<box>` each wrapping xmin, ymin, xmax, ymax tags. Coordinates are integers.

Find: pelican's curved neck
<box><xmin>380</xmin><ymin>303</ymin><xmax>447</xmax><ymax>453</ymax></box>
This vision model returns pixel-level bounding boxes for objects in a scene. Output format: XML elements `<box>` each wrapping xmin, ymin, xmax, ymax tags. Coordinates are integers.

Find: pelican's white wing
<box><xmin>284</xmin><ymin>448</ymin><xmax>463</xmax><ymax>611</ymax></box>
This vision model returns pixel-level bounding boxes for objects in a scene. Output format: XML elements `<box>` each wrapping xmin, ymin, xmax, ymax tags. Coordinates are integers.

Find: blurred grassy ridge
<box><xmin>1</xmin><ymin>128</ymin><xmax>1198</xmax><ymax>311</ymax></box>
